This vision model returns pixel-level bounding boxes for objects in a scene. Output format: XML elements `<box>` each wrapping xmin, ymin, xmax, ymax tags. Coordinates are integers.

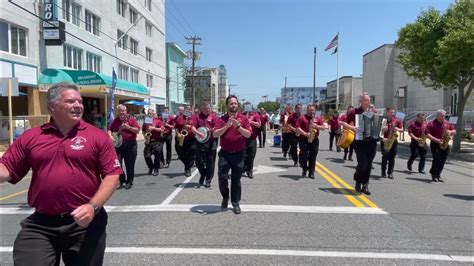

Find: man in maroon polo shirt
<box><xmin>142</xmin><ymin>109</ymin><xmax>165</xmax><ymax>176</ymax></box>
<box><xmin>281</xmin><ymin>104</ymin><xmax>293</xmax><ymax>158</ymax></box>
<box><xmin>287</xmin><ymin>104</ymin><xmax>302</xmax><ymax>167</ymax></box>
<box><xmin>190</xmin><ymin>102</ymin><xmax>218</xmax><ymax>187</ymax></box>
<box><xmin>258</xmin><ymin>107</ymin><xmax>269</xmax><ymax>148</ymax></box>
<box><xmin>109</xmin><ymin>104</ymin><xmax>140</xmax><ymax>190</ymax></box>
<box><xmin>426</xmin><ymin>109</ymin><xmax>456</xmax><ymax>182</ymax></box>
<box><xmin>328</xmin><ymin>111</ymin><xmax>341</xmax><ymax>152</ymax></box>
<box><xmin>380</xmin><ymin>107</ymin><xmax>404</xmax><ymax>179</ymax></box>
<box><xmin>296</xmin><ymin>104</ymin><xmax>326</xmax><ymax>179</ymax></box>
<box><xmin>160</xmin><ymin>107</ymin><xmax>174</xmax><ymax>168</ymax></box>
<box><xmin>407</xmin><ymin>113</ymin><xmax>428</xmax><ymax>174</ymax></box>
<box><xmin>213</xmin><ymin>95</ymin><xmax>251</xmax><ymax>214</ymax></box>
<box><xmin>0</xmin><ymin>82</ymin><xmax>122</xmax><ymax>265</ymax></box>
<box><xmin>174</xmin><ymin>105</ymin><xmax>195</xmax><ymax>177</ymax></box>
<box><xmin>243</xmin><ymin>106</ymin><xmax>262</xmax><ymax>179</ymax></box>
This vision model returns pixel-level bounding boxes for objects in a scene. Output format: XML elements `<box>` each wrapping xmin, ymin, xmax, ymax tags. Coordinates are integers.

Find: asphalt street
<box><xmin>1</xmin><ymin>131</ymin><xmax>473</xmax><ymax>265</ymax></box>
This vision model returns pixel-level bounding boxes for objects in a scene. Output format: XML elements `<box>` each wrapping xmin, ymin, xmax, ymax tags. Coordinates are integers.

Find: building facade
<box><xmin>185</xmin><ymin>67</ymin><xmax>219</xmax><ymax>111</ymax></box>
<box><xmin>280</xmin><ymin>86</ymin><xmax>326</xmax><ymax>107</ymax></box>
<box><xmin>218</xmin><ymin>65</ymin><xmax>228</xmax><ymax>102</ymax></box>
<box><xmin>321</xmin><ymin>76</ymin><xmax>363</xmax><ymax>112</ymax></box>
<box><xmin>166</xmin><ymin>42</ymin><xmax>187</xmax><ymax>114</ymax></box>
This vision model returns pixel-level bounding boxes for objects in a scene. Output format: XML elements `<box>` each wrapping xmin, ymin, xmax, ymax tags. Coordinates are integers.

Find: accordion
<box><xmin>355</xmin><ymin>112</ymin><xmax>384</xmax><ymax>141</ymax></box>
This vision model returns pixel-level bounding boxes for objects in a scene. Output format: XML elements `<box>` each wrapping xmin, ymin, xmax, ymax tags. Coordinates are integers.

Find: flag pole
<box><xmin>335</xmin><ymin>33</ymin><xmax>340</xmax><ymax>111</ymax></box>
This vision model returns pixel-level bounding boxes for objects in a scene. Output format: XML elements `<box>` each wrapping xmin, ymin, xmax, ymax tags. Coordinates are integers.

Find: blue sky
<box><xmin>165</xmin><ymin>0</ymin><xmax>452</xmax><ymax>104</ymax></box>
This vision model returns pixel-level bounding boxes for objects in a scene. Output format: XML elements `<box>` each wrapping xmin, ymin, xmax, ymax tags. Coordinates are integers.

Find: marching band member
<box><xmin>174</xmin><ymin>106</ymin><xmax>195</xmax><ymax>177</ymax></box>
<box><xmin>296</xmin><ymin>104</ymin><xmax>326</xmax><ymax>179</ymax></box>
<box><xmin>328</xmin><ymin>111</ymin><xmax>341</xmax><ymax>152</ymax></box>
<box><xmin>258</xmin><ymin>107</ymin><xmax>269</xmax><ymax>148</ymax></box>
<box><xmin>159</xmin><ymin>107</ymin><xmax>174</xmax><ymax>169</ymax></box>
<box><xmin>407</xmin><ymin>113</ymin><xmax>427</xmax><ymax>174</ymax></box>
<box><xmin>142</xmin><ymin>109</ymin><xmax>164</xmax><ymax>176</ymax></box>
<box><xmin>243</xmin><ymin>106</ymin><xmax>262</xmax><ymax>179</ymax></box>
<box><xmin>109</xmin><ymin>104</ymin><xmax>140</xmax><ymax>190</ymax></box>
<box><xmin>213</xmin><ymin>95</ymin><xmax>251</xmax><ymax>214</ymax></box>
<box><xmin>281</xmin><ymin>104</ymin><xmax>293</xmax><ymax>158</ymax></box>
<box><xmin>380</xmin><ymin>108</ymin><xmax>403</xmax><ymax>179</ymax></box>
<box><xmin>339</xmin><ymin>106</ymin><xmax>354</xmax><ymax>160</ymax></box>
<box><xmin>287</xmin><ymin>104</ymin><xmax>302</xmax><ymax>167</ymax></box>
<box><xmin>340</xmin><ymin>94</ymin><xmax>377</xmax><ymax>195</ymax></box>
<box><xmin>426</xmin><ymin>109</ymin><xmax>456</xmax><ymax>182</ymax></box>
<box><xmin>191</xmin><ymin>102</ymin><xmax>218</xmax><ymax>188</ymax></box>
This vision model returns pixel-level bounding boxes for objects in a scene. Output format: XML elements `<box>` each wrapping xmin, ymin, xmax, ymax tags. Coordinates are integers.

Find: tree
<box><xmin>396</xmin><ymin>0</ymin><xmax>473</xmax><ymax>152</ymax></box>
<box><xmin>257</xmin><ymin>101</ymin><xmax>280</xmax><ymax>112</ymax></box>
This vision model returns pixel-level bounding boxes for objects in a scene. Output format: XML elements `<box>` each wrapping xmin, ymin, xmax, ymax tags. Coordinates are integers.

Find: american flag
<box><xmin>325</xmin><ymin>33</ymin><xmax>339</xmax><ymax>51</ymax></box>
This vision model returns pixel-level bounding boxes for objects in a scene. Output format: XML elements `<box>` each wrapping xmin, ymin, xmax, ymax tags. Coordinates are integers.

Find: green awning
<box><xmin>38</xmin><ymin>68</ymin><xmax>149</xmax><ymax>95</ymax></box>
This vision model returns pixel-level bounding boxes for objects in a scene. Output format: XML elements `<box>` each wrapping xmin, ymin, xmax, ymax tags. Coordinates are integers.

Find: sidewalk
<box><xmin>396</xmin><ymin>131</ymin><xmax>474</xmax><ymax>163</ymax></box>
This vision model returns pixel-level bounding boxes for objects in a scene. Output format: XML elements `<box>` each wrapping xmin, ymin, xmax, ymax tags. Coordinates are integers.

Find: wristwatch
<box><xmin>88</xmin><ymin>201</ymin><xmax>101</xmax><ymax>215</ymax></box>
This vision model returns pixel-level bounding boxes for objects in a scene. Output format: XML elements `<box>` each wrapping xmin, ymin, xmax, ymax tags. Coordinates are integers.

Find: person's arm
<box><xmin>0</xmin><ymin>163</ymin><xmax>11</xmax><ymax>183</ymax></box>
<box><xmin>408</xmin><ymin>124</ymin><xmax>419</xmax><ymax>141</ymax></box>
<box><xmin>123</xmin><ymin>122</ymin><xmax>140</xmax><ymax>134</ymax></box>
<box><xmin>395</xmin><ymin>120</ymin><xmax>404</xmax><ymax>132</ymax></box>
<box><xmin>213</xmin><ymin>121</ymin><xmax>231</xmax><ymax>138</ymax></box>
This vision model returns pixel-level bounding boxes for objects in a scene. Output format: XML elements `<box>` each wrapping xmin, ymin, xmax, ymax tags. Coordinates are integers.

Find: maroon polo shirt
<box><xmin>175</xmin><ymin>114</ymin><xmax>195</xmax><ymax>139</ymax></box>
<box><xmin>383</xmin><ymin>117</ymin><xmax>403</xmax><ymax>138</ymax></box>
<box><xmin>329</xmin><ymin>116</ymin><xmax>340</xmax><ymax>132</ymax></box>
<box><xmin>345</xmin><ymin>107</ymin><xmax>365</xmax><ymax>125</ymax></box>
<box><xmin>427</xmin><ymin>119</ymin><xmax>454</xmax><ymax>139</ymax></box>
<box><xmin>339</xmin><ymin>114</ymin><xmax>348</xmax><ymax>122</ymax></box>
<box><xmin>0</xmin><ymin>120</ymin><xmax>123</xmax><ymax>215</ymax></box>
<box><xmin>246</xmin><ymin>112</ymin><xmax>261</xmax><ymax>139</ymax></box>
<box><xmin>162</xmin><ymin>116</ymin><xmax>174</xmax><ymax>135</ymax></box>
<box><xmin>109</xmin><ymin>116</ymin><xmax>140</xmax><ymax>141</ymax></box>
<box><xmin>296</xmin><ymin>114</ymin><xmax>324</xmax><ymax>140</ymax></box>
<box><xmin>287</xmin><ymin>112</ymin><xmax>300</xmax><ymax>135</ymax></box>
<box><xmin>260</xmin><ymin>113</ymin><xmax>269</xmax><ymax>125</ymax></box>
<box><xmin>215</xmin><ymin>112</ymin><xmax>251</xmax><ymax>152</ymax></box>
<box><xmin>409</xmin><ymin>120</ymin><xmax>425</xmax><ymax>138</ymax></box>
<box><xmin>142</xmin><ymin>118</ymin><xmax>164</xmax><ymax>141</ymax></box>
<box><xmin>192</xmin><ymin>112</ymin><xmax>218</xmax><ymax>131</ymax></box>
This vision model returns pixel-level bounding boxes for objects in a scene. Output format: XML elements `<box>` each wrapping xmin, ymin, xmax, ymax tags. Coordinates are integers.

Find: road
<box><xmin>1</xmin><ymin>131</ymin><xmax>473</xmax><ymax>265</ymax></box>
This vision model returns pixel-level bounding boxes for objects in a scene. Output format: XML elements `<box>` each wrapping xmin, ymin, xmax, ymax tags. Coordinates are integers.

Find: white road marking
<box><xmin>253</xmin><ymin>165</ymin><xmax>286</xmax><ymax>175</ymax></box>
<box><xmin>0</xmin><ymin>247</ymin><xmax>471</xmax><ymax>262</ymax></box>
<box><xmin>0</xmin><ymin>205</ymin><xmax>388</xmax><ymax>215</ymax></box>
<box><xmin>160</xmin><ymin>169</ymin><xmax>198</xmax><ymax>206</ymax></box>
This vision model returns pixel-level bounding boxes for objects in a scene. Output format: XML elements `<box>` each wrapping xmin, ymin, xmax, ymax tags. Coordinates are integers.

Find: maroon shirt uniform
<box><xmin>287</xmin><ymin>112</ymin><xmax>300</xmax><ymax>134</ymax></box>
<box><xmin>192</xmin><ymin>112</ymin><xmax>218</xmax><ymax>136</ymax></box>
<box><xmin>142</xmin><ymin>118</ymin><xmax>164</xmax><ymax>141</ymax></box>
<box><xmin>175</xmin><ymin>114</ymin><xmax>195</xmax><ymax>139</ymax></box>
<box><xmin>109</xmin><ymin>116</ymin><xmax>140</xmax><ymax>141</ymax></box>
<box><xmin>296</xmin><ymin>114</ymin><xmax>324</xmax><ymax>140</ymax></box>
<box><xmin>409</xmin><ymin>120</ymin><xmax>425</xmax><ymax>138</ymax></box>
<box><xmin>0</xmin><ymin>120</ymin><xmax>123</xmax><ymax>215</ymax></box>
<box><xmin>260</xmin><ymin>113</ymin><xmax>269</xmax><ymax>126</ymax></box>
<box><xmin>329</xmin><ymin>116</ymin><xmax>340</xmax><ymax>132</ymax></box>
<box><xmin>345</xmin><ymin>107</ymin><xmax>365</xmax><ymax>126</ymax></box>
<box><xmin>162</xmin><ymin>116</ymin><xmax>174</xmax><ymax>136</ymax></box>
<box><xmin>383</xmin><ymin>117</ymin><xmax>403</xmax><ymax>138</ymax></box>
<box><xmin>215</xmin><ymin>113</ymin><xmax>251</xmax><ymax>152</ymax></box>
<box><xmin>427</xmin><ymin>119</ymin><xmax>454</xmax><ymax>139</ymax></box>
<box><xmin>246</xmin><ymin>112</ymin><xmax>261</xmax><ymax>139</ymax></box>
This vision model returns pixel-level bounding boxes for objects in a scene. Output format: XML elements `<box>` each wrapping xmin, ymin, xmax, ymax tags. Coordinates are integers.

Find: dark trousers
<box><xmin>408</xmin><ymin>140</ymin><xmax>427</xmax><ymax>171</ymax></box>
<box><xmin>289</xmin><ymin>134</ymin><xmax>299</xmax><ymax>164</ymax></box>
<box><xmin>13</xmin><ymin>209</ymin><xmax>107</xmax><ymax>266</ymax></box>
<box><xmin>329</xmin><ymin>131</ymin><xmax>341</xmax><ymax>151</ymax></box>
<box><xmin>116</xmin><ymin>140</ymin><xmax>137</xmax><ymax>185</ymax></box>
<box><xmin>144</xmin><ymin>140</ymin><xmax>163</xmax><ymax>171</ymax></box>
<box><xmin>282</xmin><ymin>132</ymin><xmax>291</xmax><ymax>153</ymax></box>
<box><xmin>381</xmin><ymin>140</ymin><xmax>398</xmax><ymax>174</ymax></box>
<box><xmin>160</xmin><ymin>134</ymin><xmax>172</xmax><ymax>165</ymax></box>
<box><xmin>353</xmin><ymin>140</ymin><xmax>377</xmax><ymax>185</ymax></box>
<box><xmin>244</xmin><ymin>138</ymin><xmax>257</xmax><ymax>173</ymax></box>
<box><xmin>258</xmin><ymin>126</ymin><xmax>266</xmax><ymax>147</ymax></box>
<box><xmin>344</xmin><ymin>143</ymin><xmax>354</xmax><ymax>159</ymax></box>
<box><xmin>195</xmin><ymin>140</ymin><xmax>217</xmax><ymax>184</ymax></box>
<box><xmin>430</xmin><ymin>142</ymin><xmax>449</xmax><ymax>178</ymax></box>
<box><xmin>299</xmin><ymin>138</ymin><xmax>319</xmax><ymax>174</ymax></box>
<box><xmin>175</xmin><ymin>137</ymin><xmax>195</xmax><ymax>171</ymax></box>
<box><xmin>218</xmin><ymin>150</ymin><xmax>245</xmax><ymax>204</ymax></box>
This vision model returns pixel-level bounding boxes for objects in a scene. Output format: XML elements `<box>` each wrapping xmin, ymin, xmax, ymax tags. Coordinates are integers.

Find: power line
<box><xmin>165</xmin><ymin>3</ymin><xmax>191</xmax><ymax>37</ymax></box>
<box><xmin>169</xmin><ymin>0</ymin><xmax>197</xmax><ymax>36</ymax></box>
<box><xmin>150</xmin><ymin>0</ymin><xmax>189</xmax><ymax>40</ymax></box>
<box><xmin>8</xmin><ymin>0</ymin><xmax>166</xmax><ymax>81</ymax></box>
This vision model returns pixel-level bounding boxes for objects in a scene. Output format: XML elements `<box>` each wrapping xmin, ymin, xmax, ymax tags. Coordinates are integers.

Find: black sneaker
<box><xmin>361</xmin><ymin>186</ymin><xmax>371</xmax><ymax>195</ymax></box>
<box><xmin>125</xmin><ymin>183</ymin><xmax>133</xmax><ymax>190</ymax></box>
<box><xmin>164</xmin><ymin>163</ymin><xmax>170</xmax><ymax>169</ymax></box>
<box><xmin>204</xmin><ymin>181</ymin><xmax>211</xmax><ymax>188</ymax></box>
<box><xmin>437</xmin><ymin>177</ymin><xmax>444</xmax><ymax>182</ymax></box>
<box><xmin>293</xmin><ymin>162</ymin><xmax>298</xmax><ymax>167</ymax></box>
<box><xmin>232</xmin><ymin>203</ymin><xmax>241</xmax><ymax>214</ymax></box>
<box><xmin>388</xmin><ymin>173</ymin><xmax>394</xmax><ymax>179</ymax></box>
<box><xmin>247</xmin><ymin>171</ymin><xmax>254</xmax><ymax>179</ymax></box>
<box><xmin>283</xmin><ymin>152</ymin><xmax>287</xmax><ymax>158</ymax></box>
<box><xmin>343</xmin><ymin>155</ymin><xmax>347</xmax><ymax>160</ymax></box>
<box><xmin>419</xmin><ymin>170</ymin><xmax>426</xmax><ymax>174</ymax></box>
<box><xmin>302</xmin><ymin>170</ymin><xmax>307</xmax><ymax>177</ymax></box>
<box><xmin>152</xmin><ymin>169</ymin><xmax>159</xmax><ymax>176</ymax></box>
<box><xmin>382</xmin><ymin>172</ymin><xmax>387</xmax><ymax>178</ymax></box>
<box><xmin>407</xmin><ymin>164</ymin><xmax>412</xmax><ymax>171</ymax></box>
<box><xmin>308</xmin><ymin>173</ymin><xmax>315</xmax><ymax>179</ymax></box>
<box><xmin>221</xmin><ymin>198</ymin><xmax>229</xmax><ymax>209</ymax></box>
<box><xmin>349</xmin><ymin>157</ymin><xmax>353</xmax><ymax>161</ymax></box>
<box><xmin>355</xmin><ymin>182</ymin><xmax>362</xmax><ymax>193</ymax></box>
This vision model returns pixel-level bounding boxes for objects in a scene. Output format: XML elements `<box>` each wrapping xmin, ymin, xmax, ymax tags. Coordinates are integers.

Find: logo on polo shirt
<box><xmin>71</xmin><ymin>136</ymin><xmax>87</xmax><ymax>150</ymax></box>
<box><xmin>114</xmin><ymin>159</ymin><xmax>121</xmax><ymax>167</ymax></box>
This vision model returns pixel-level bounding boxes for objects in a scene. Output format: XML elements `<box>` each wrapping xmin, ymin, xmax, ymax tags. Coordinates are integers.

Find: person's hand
<box><xmin>71</xmin><ymin>204</ymin><xmax>95</xmax><ymax>228</ymax></box>
<box><xmin>197</xmin><ymin>131</ymin><xmax>205</xmax><ymax>138</ymax></box>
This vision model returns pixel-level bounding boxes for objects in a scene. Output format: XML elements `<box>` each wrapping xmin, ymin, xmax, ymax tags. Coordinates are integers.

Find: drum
<box><xmin>195</xmin><ymin>127</ymin><xmax>211</xmax><ymax>143</ymax></box>
<box><xmin>337</xmin><ymin>129</ymin><xmax>355</xmax><ymax>149</ymax></box>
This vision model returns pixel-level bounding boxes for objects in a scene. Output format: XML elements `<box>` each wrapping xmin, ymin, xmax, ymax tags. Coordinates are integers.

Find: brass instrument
<box><xmin>307</xmin><ymin>117</ymin><xmax>318</xmax><ymax>143</ymax></box>
<box><xmin>283</xmin><ymin>114</ymin><xmax>290</xmax><ymax>133</ymax></box>
<box><xmin>177</xmin><ymin>116</ymin><xmax>189</xmax><ymax>147</ymax></box>
<box><xmin>144</xmin><ymin>129</ymin><xmax>152</xmax><ymax>144</ymax></box>
<box><xmin>112</xmin><ymin>117</ymin><xmax>129</xmax><ymax>148</ymax></box>
<box><xmin>384</xmin><ymin>126</ymin><xmax>399</xmax><ymax>152</ymax></box>
<box><xmin>440</xmin><ymin>122</ymin><xmax>451</xmax><ymax>150</ymax></box>
<box><xmin>418</xmin><ymin>122</ymin><xmax>427</xmax><ymax>148</ymax></box>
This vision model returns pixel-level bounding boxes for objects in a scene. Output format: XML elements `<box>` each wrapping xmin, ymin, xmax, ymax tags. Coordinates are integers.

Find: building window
<box><xmin>118</xmin><ymin>64</ymin><xmax>129</xmax><ymax>80</ymax></box>
<box><xmin>130</xmin><ymin>38</ymin><xmax>138</xmax><ymax>55</ymax></box>
<box><xmin>117</xmin><ymin>30</ymin><xmax>127</xmax><ymax>49</ymax></box>
<box><xmin>62</xmin><ymin>0</ymin><xmax>70</xmax><ymax>21</ymax></box>
<box><xmin>145</xmin><ymin>47</ymin><xmax>152</xmax><ymax>62</ymax></box>
<box><xmin>63</xmin><ymin>45</ymin><xmax>83</xmax><ymax>70</ymax></box>
<box><xmin>145</xmin><ymin>21</ymin><xmax>152</xmax><ymax>37</ymax></box>
<box><xmin>130</xmin><ymin>68</ymin><xmax>139</xmax><ymax>83</ymax></box>
<box><xmin>146</xmin><ymin>74</ymin><xmax>153</xmax><ymax>87</ymax></box>
<box><xmin>144</xmin><ymin>0</ymin><xmax>152</xmax><ymax>11</ymax></box>
<box><xmin>0</xmin><ymin>21</ymin><xmax>28</xmax><ymax>56</ymax></box>
<box><xmin>116</xmin><ymin>0</ymin><xmax>126</xmax><ymax>17</ymax></box>
<box><xmin>62</xmin><ymin>0</ymin><xmax>81</xmax><ymax>27</ymax></box>
<box><xmin>129</xmin><ymin>8</ymin><xmax>138</xmax><ymax>24</ymax></box>
<box><xmin>86</xmin><ymin>52</ymin><xmax>101</xmax><ymax>72</ymax></box>
<box><xmin>85</xmin><ymin>10</ymin><xmax>100</xmax><ymax>36</ymax></box>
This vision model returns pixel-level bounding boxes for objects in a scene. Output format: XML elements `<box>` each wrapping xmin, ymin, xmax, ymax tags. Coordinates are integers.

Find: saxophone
<box><xmin>384</xmin><ymin>121</ymin><xmax>399</xmax><ymax>152</ymax></box>
<box><xmin>440</xmin><ymin>122</ymin><xmax>451</xmax><ymax>150</ymax></box>
<box><xmin>307</xmin><ymin>118</ymin><xmax>318</xmax><ymax>143</ymax></box>
<box><xmin>144</xmin><ymin>127</ymin><xmax>152</xmax><ymax>144</ymax></box>
<box><xmin>418</xmin><ymin>122</ymin><xmax>427</xmax><ymax>148</ymax></box>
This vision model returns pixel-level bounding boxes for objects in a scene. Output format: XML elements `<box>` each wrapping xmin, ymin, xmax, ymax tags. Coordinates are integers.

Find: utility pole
<box><xmin>185</xmin><ymin>36</ymin><xmax>201</xmax><ymax>109</ymax></box>
<box><xmin>228</xmin><ymin>84</ymin><xmax>237</xmax><ymax>95</ymax></box>
<box><xmin>313</xmin><ymin>47</ymin><xmax>317</xmax><ymax>103</ymax></box>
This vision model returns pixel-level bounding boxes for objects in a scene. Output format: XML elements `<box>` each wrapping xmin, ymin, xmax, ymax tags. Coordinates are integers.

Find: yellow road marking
<box><xmin>315</xmin><ymin>167</ymin><xmax>365</xmax><ymax>207</ymax></box>
<box><xmin>0</xmin><ymin>189</ymin><xmax>28</xmax><ymax>201</ymax></box>
<box><xmin>316</xmin><ymin>162</ymin><xmax>379</xmax><ymax>208</ymax></box>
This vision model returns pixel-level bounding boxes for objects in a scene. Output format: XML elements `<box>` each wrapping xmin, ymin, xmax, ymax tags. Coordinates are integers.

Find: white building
<box><xmin>218</xmin><ymin>65</ymin><xmax>229</xmax><ymax>101</ymax></box>
<box><xmin>185</xmin><ymin>67</ymin><xmax>219</xmax><ymax>111</ymax></box>
<box><xmin>280</xmin><ymin>86</ymin><xmax>326</xmax><ymax>107</ymax></box>
<box><xmin>321</xmin><ymin>76</ymin><xmax>363</xmax><ymax>111</ymax></box>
